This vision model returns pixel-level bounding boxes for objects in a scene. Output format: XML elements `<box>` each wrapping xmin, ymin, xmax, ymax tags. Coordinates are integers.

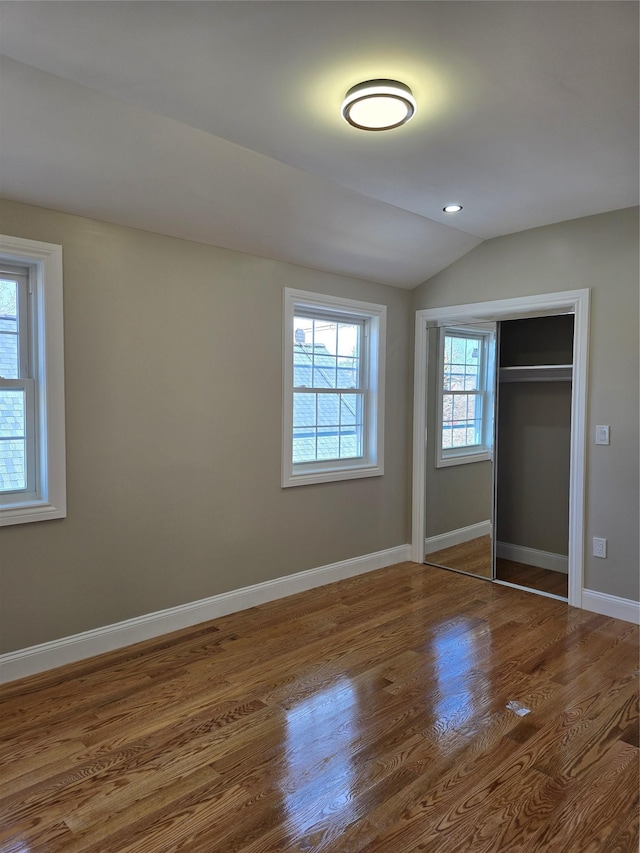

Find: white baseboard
<box><xmin>0</xmin><ymin>544</ymin><xmax>411</xmax><ymax>684</ymax></box>
<box><xmin>425</xmin><ymin>520</ymin><xmax>491</xmax><ymax>555</ymax></box>
<box><xmin>581</xmin><ymin>589</ymin><xmax>640</xmax><ymax>625</ymax></box>
<box><xmin>496</xmin><ymin>542</ymin><xmax>568</xmax><ymax>574</ymax></box>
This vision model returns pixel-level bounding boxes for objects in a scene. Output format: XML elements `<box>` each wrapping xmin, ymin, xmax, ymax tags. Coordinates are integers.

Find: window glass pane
<box><xmin>317</xmin><ymin>394</ymin><xmax>339</xmax><ymax>426</ymax></box>
<box><xmin>450</xmin><ymin>426</ymin><xmax>469</xmax><ymax>448</ymax></box>
<box><xmin>464</xmin><ymin>372</ymin><xmax>479</xmax><ymax>390</ymax></box>
<box><xmin>293</xmin><ymin>315</ymin><xmax>361</xmax><ymax>391</ymax></box>
<box><xmin>442</xmin><ymin>392</ymin><xmax>482</xmax><ymax>450</ymax></box>
<box><xmin>449</xmin><ymin>336</ymin><xmax>467</xmax><ymax>364</ymax></box>
<box><xmin>317</xmin><ymin>431</ymin><xmax>339</xmax><ymax>461</ymax></box>
<box><xmin>0</xmin><ymin>388</ymin><xmax>24</xmax><ymax>438</ymax></box>
<box><xmin>339</xmin><ymin>394</ymin><xmax>358</xmax><ymax>426</ymax></box>
<box><xmin>337</xmin><ymin>323</ymin><xmax>359</xmax><ymax>357</ymax></box>
<box><xmin>467</xmin><ymin>424</ymin><xmax>482</xmax><ymax>445</ymax></box>
<box><xmin>0</xmin><ymin>389</ymin><xmax>26</xmax><ymax>492</ymax></box>
<box><xmin>449</xmin><ymin>370</ymin><xmax>464</xmax><ymax>391</ymax></box>
<box><xmin>337</xmin><ymin>357</ymin><xmax>358</xmax><ymax>389</ymax></box>
<box><xmin>0</xmin><ymin>280</ymin><xmax>19</xmax><ymax>379</ymax></box>
<box><xmin>293</xmin><ymin>391</ymin><xmax>317</xmax><ymax>463</ymax></box>
<box><xmin>338</xmin><ymin>426</ymin><xmax>362</xmax><ymax>459</ymax></box>
<box><xmin>452</xmin><ymin>394</ymin><xmax>469</xmax><ymax>420</ymax></box>
<box><xmin>292</xmin><ymin>431</ymin><xmax>316</xmax><ymax>464</ymax></box>
<box><xmin>293</xmin><ymin>392</ymin><xmax>315</xmax><ymax>428</ymax></box>
<box><xmin>292</xmin><ymin>390</ymin><xmax>364</xmax><ymax>464</ymax></box>
<box><xmin>444</xmin><ymin>334</ymin><xmax>480</xmax><ymax>392</ymax></box>
<box><xmin>339</xmin><ymin>394</ymin><xmax>362</xmax><ymax>458</ymax></box>
<box><xmin>313</xmin><ymin>355</ymin><xmax>337</xmax><ymax>389</ymax></box>
<box><xmin>293</xmin><ymin>316</ymin><xmax>315</xmax><ymax>388</ymax></box>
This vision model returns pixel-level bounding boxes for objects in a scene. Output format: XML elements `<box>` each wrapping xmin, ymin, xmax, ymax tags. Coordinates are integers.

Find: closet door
<box><xmin>494</xmin><ymin>315</ymin><xmax>573</xmax><ymax>599</ymax></box>
<box><xmin>424</xmin><ymin>323</ymin><xmax>497</xmax><ymax>579</ymax></box>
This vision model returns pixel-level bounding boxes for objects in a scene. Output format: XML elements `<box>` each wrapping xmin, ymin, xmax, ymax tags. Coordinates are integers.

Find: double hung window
<box><xmin>436</xmin><ymin>325</ymin><xmax>495</xmax><ymax>467</ymax></box>
<box><xmin>0</xmin><ymin>265</ymin><xmax>35</xmax><ymax>498</ymax></box>
<box><xmin>0</xmin><ymin>236</ymin><xmax>66</xmax><ymax>525</ymax></box>
<box><xmin>283</xmin><ymin>289</ymin><xmax>385</xmax><ymax>487</ymax></box>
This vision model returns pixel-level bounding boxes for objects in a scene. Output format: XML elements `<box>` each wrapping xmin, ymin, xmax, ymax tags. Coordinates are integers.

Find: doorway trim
<box><xmin>411</xmin><ymin>289</ymin><xmax>590</xmax><ymax>608</ymax></box>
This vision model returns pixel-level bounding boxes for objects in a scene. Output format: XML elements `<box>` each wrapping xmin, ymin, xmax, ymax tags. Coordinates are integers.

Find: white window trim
<box><xmin>282</xmin><ymin>288</ymin><xmax>385</xmax><ymax>488</ymax></box>
<box><xmin>0</xmin><ymin>235</ymin><xmax>66</xmax><ymax>526</ymax></box>
<box><xmin>0</xmin><ymin>265</ymin><xmax>38</xmax><ymax>497</ymax></box>
<box><xmin>435</xmin><ymin>323</ymin><xmax>496</xmax><ymax>468</ymax></box>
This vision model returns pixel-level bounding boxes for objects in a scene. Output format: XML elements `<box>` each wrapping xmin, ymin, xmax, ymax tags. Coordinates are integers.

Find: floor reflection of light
<box><xmin>432</xmin><ymin>621</ymin><xmax>480</xmax><ymax>731</ymax></box>
<box><xmin>283</xmin><ymin>678</ymin><xmax>357</xmax><ymax>836</ymax></box>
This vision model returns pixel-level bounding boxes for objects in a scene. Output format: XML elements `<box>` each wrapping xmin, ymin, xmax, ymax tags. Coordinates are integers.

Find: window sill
<box><xmin>282</xmin><ymin>461</ymin><xmax>383</xmax><ymax>488</ymax></box>
<box><xmin>0</xmin><ymin>497</ymin><xmax>66</xmax><ymax>526</ymax></box>
<box><xmin>436</xmin><ymin>450</ymin><xmax>491</xmax><ymax>469</ymax></box>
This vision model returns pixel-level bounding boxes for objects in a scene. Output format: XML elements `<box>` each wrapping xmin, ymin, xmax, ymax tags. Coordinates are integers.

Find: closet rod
<box><xmin>499</xmin><ymin>364</ymin><xmax>573</xmax><ymax>383</ymax></box>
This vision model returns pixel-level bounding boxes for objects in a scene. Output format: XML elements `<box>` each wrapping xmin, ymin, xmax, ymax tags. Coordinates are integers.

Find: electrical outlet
<box><xmin>593</xmin><ymin>537</ymin><xmax>607</xmax><ymax>558</ymax></box>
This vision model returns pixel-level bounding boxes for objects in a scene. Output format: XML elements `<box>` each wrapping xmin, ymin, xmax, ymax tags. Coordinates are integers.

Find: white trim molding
<box><xmin>496</xmin><ymin>542</ymin><xmax>568</xmax><ymax>574</ymax></box>
<box><xmin>0</xmin><ymin>544</ymin><xmax>411</xmax><ymax>684</ymax></box>
<box><xmin>425</xmin><ymin>520</ymin><xmax>492</xmax><ymax>555</ymax></box>
<box><xmin>581</xmin><ymin>589</ymin><xmax>640</xmax><ymax>625</ymax></box>
<box><xmin>412</xmin><ymin>289</ymin><xmax>590</xmax><ymax>612</ymax></box>
<box><xmin>0</xmin><ymin>234</ymin><xmax>66</xmax><ymax>526</ymax></box>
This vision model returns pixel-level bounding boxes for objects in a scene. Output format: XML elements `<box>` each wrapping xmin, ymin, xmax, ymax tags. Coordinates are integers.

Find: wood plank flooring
<box><xmin>496</xmin><ymin>558</ymin><xmax>569</xmax><ymax>598</ymax></box>
<box><xmin>425</xmin><ymin>537</ymin><xmax>569</xmax><ymax>597</ymax></box>
<box><xmin>425</xmin><ymin>534</ymin><xmax>493</xmax><ymax>578</ymax></box>
<box><xmin>0</xmin><ymin>562</ymin><xmax>637</xmax><ymax>852</ymax></box>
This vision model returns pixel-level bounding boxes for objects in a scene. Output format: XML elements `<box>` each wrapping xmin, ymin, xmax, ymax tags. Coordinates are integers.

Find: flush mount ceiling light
<box><xmin>443</xmin><ymin>204</ymin><xmax>463</xmax><ymax>213</ymax></box>
<box><xmin>341</xmin><ymin>79</ymin><xmax>416</xmax><ymax>131</ymax></box>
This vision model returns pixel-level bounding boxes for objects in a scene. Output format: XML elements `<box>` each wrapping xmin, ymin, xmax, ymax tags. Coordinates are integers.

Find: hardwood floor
<box><xmin>425</xmin><ymin>534</ymin><xmax>492</xmax><ymax>578</ymax></box>
<box><xmin>496</xmin><ymin>558</ymin><xmax>569</xmax><ymax>598</ymax></box>
<box><xmin>425</xmin><ymin>537</ymin><xmax>569</xmax><ymax>597</ymax></box>
<box><xmin>0</xmin><ymin>562</ymin><xmax>637</xmax><ymax>852</ymax></box>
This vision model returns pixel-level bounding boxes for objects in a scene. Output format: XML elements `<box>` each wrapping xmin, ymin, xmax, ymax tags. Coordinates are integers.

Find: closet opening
<box><xmin>494</xmin><ymin>314</ymin><xmax>575</xmax><ymax>600</ymax></box>
<box><xmin>411</xmin><ymin>290</ymin><xmax>589</xmax><ymax>608</ymax></box>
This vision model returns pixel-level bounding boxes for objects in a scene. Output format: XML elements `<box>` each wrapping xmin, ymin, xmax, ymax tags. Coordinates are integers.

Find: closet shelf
<box><xmin>499</xmin><ymin>364</ymin><xmax>573</xmax><ymax>383</ymax></box>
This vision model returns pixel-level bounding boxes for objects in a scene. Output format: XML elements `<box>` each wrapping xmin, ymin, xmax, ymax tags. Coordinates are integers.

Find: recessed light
<box><xmin>341</xmin><ymin>79</ymin><xmax>416</xmax><ymax>131</ymax></box>
<box><xmin>443</xmin><ymin>204</ymin><xmax>463</xmax><ymax>213</ymax></box>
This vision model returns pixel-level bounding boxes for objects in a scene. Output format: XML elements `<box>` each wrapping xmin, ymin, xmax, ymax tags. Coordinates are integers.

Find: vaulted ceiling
<box><xmin>0</xmin><ymin>1</ymin><xmax>637</xmax><ymax>288</ymax></box>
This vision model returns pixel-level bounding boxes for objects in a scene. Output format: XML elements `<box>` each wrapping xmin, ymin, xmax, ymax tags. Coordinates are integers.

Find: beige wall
<box><xmin>413</xmin><ymin>207</ymin><xmax>640</xmax><ymax>602</ymax></box>
<box><xmin>1</xmin><ymin>202</ymin><xmax>636</xmax><ymax>655</ymax></box>
<box><xmin>0</xmin><ymin>199</ymin><xmax>412</xmax><ymax>653</ymax></box>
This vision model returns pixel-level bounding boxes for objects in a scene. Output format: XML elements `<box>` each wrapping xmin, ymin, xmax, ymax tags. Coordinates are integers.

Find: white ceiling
<box><xmin>0</xmin><ymin>1</ymin><xmax>637</xmax><ymax>288</ymax></box>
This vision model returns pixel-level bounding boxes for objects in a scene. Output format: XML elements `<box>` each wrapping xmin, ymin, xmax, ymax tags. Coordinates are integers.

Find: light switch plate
<box><xmin>595</xmin><ymin>425</ymin><xmax>610</xmax><ymax>445</ymax></box>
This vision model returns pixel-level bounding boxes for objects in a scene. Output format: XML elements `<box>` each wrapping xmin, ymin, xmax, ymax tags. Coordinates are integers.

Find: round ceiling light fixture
<box><xmin>443</xmin><ymin>204</ymin><xmax>463</xmax><ymax>213</ymax></box>
<box><xmin>341</xmin><ymin>79</ymin><xmax>416</xmax><ymax>131</ymax></box>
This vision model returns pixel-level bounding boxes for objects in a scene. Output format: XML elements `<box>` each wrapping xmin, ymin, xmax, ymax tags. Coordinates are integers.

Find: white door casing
<box><xmin>411</xmin><ymin>289</ymin><xmax>590</xmax><ymax>608</ymax></box>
